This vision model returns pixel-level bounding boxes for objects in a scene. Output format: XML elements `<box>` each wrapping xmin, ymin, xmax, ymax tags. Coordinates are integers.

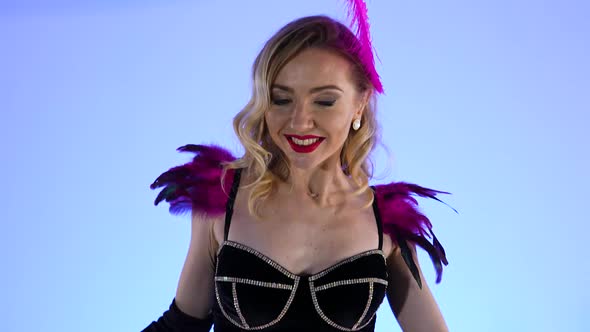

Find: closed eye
<box><xmin>316</xmin><ymin>100</ymin><xmax>336</xmax><ymax>107</ymax></box>
<box><xmin>272</xmin><ymin>98</ymin><xmax>336</xmax><ymax>107</ymax></box>
<box><xmin>271</xmin><ymin>99</ymin><xmax>290</xmax><ymax>106</ymax></box>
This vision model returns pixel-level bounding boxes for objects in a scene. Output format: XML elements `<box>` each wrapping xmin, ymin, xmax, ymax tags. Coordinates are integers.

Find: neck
<box><xmin>286</xmin><ymin>161</ymin><xmax>351</xmax><ymax>205</ymax></box>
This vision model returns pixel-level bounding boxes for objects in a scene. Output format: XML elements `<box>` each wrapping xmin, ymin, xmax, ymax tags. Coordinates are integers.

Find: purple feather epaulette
<box><xmin>373</xmin><ymin>182</ymin><xmax>456</xmax><ymax>288</ymax></box>
<box><xmin>150</xmin><ymin>144</ymin><xmax>238</xmax><ymax>216</ymax></box>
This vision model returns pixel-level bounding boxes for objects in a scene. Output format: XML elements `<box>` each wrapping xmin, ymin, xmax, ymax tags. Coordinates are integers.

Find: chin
<box><xmin>284</xmin><ymin>150</ymin><xmax>335</xmax><ymax>172</ymax></box>
<box><xmin>285</xmin><ymin>150</ymin><xmax>319</xmax><ymax>169</ymax></box>
<box><xmin>288</xmin><ymin>156</ymin><xmax>320</xmax><ymax>170</ymax></box>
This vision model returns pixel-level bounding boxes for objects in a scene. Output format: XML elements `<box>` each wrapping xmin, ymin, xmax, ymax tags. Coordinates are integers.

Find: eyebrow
<box><xmin>271</xmin><ymin>84</ymin><xmax>343</xmax><ymax>94</ymax></box>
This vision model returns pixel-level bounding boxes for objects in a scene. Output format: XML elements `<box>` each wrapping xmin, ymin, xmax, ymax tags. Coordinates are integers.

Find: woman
<box><xmin>142</xmin><ymin>10</ymin><xmax>452</xmax><ymax>332</ymax></box>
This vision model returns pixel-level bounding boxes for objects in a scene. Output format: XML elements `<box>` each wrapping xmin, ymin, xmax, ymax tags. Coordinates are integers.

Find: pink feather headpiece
<box><xmin>342</xmin><ymin>0</ymin><xmax>384</xmax><ymax>94</ymax></box>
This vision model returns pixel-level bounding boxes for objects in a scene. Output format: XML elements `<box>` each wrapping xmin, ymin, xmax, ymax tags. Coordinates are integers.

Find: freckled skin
<box><xmin>265</xmin><ymin>48</ymin><xmax>366</xmax><ymax>171</ymax></box>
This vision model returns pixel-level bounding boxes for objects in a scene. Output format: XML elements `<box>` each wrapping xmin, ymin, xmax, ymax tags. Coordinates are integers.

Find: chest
<box><xmin>214</xmin><ymin>185</ymin><xmax>393</xmax><ymax>276</ymax></box>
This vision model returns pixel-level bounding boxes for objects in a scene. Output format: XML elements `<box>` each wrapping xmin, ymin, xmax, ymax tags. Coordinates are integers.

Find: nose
<box><xmin>289</xmin><ymin>102</ymin><xmax>314</xmax><ymax>130</ymax></box>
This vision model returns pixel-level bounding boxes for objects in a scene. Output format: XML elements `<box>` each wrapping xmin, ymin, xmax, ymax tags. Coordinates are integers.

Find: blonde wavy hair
<box><xmin>224</xmin><ymin>15</ymin><xmax>382</xmax><ymax>219</ymax></box>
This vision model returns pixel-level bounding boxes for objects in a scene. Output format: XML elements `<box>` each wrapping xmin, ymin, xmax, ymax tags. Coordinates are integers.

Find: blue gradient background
<box><xmin>1</xmin><ymin>1</ymin><xmax>588</xmax><ymax>331</ymax></box>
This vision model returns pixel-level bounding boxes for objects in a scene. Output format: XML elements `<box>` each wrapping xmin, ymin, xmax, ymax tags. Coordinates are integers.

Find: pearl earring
<box><xmin>352</xmin><ymin>118</ymin><xmax>361</xmax><ymax>130</ymax></box>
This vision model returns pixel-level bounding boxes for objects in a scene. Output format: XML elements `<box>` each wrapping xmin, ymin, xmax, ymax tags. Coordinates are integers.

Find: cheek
<box><xmin>264</xmin><ymin>111</ymin><xmax>287</xmax><ymax>142</ymax></box>
<box><xmin>319</xmin><ymin>112</ymin><xmax>352</xmax><ymax>136</ymax></box>
<box><xmin>333</xmin><ymin>123</ymin><xmax>352</xmax><ymax>142</ymax></box>
<box><xmin>264</xmin><ymin>112</ymin><xmax>278</xmax><ymax>133</ymax></box>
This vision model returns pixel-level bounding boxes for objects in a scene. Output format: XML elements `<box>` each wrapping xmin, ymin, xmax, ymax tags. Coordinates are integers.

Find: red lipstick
<box><xmin>285</xmin><ymin>135</ymin><xmax>325</xmax><ymax>153</ymax></box>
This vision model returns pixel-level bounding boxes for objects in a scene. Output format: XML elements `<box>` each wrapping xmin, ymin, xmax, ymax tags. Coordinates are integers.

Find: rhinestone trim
<box><xmin>214</xmin><ymin>251</ymin><xmax>301</xmax><ymax>330</ymax></box>
<box><xmin>232</xmin><ymin>282</ymin><xmax>250</xmax><ymax>328</ymax></box>
<box><xmin>309</xmin><ymin>249</ymin><xmax>385</xmax><ymax>281</ymax></box>
<box><xmin>223</xmin><ymin>240</ymin><xmax>385</xmax><ymax>280</ymax></box>
<box><xmin>217</xmin><ymin>241</ymin><xmax>386</xmax><ymax>330</ymax></box>
<box><xmin>352</xmin><ymin>282</ymin><xmax>374</xmax><ymax>330</ymax></box>
<box><xmin>215</xmin><ymin>276</ymin><xmax>294</xmax><ymax>290</ymax></box>
<box><xmin>251</xmin><ymin>276</ymin><xmax>300</xmax><ymax>330</ymax></box>
<box><xmin>314</xmin><ymin>277</ymin><xmax>388</xmax><ymax>291</ymax></box>
<box><xmin>222</xmin><ymin>241</ymin><xmax>298</xmax><ymax>279</ymax></box>
<box><xmin>309</xmin><ymin>278</ymin><xmax>378</xmax><ymax>331</ymax></box>
<box><xmin>357</xmin><ymin>311</ymin><xmax>377</xmax><ymax>330</ymax></box>
<box><xmin>214</xmin><ymin>277</ymin><xmax>245</xmax><ymax>329</ymax></box>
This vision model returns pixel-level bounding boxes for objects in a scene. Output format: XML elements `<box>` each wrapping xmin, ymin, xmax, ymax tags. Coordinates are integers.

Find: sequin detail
<box><xmin>309</xmin><ymin>249</ymin><xmax>386</xmax><ymax>281</ymax></box>
<box><xmin>216</xmin><ymin>240</ymin><xmax>387</xmax><ymax>330</ymax></box>
<box><xmin>310</xmin><ymin>278</ymin><xmax>382</xmax><ymax>331</ymax></box>
<box><xmin>224</xmin><ymin>240</ymin><xmax>385</xmax><ymax>279</ymax></box>
<box><xmin>214</xmin><ymin>280</ymin><xmax>243</xmax><ymax>329</ymax></box>
<box><xmin>314</xmin><ymin>277</ymin><xmax>387</xmax><ymax>292</ymax></box>
<box><xmin>232</xmin><ymin>282</ymin><xmax>250</xmax><ymax>328</ymax></box>
<box><xmin>222</xmin><ymin>241</ymin><xmax>299</xmax><ymax>279</ymax></box>
<box><xmin>215</xmin><ymin>276</ymin><xmax>294</xmax><ymax>290</ymax></box>
<box><xmin>353</xmin><ymin>282</ymin><xmax>374</xmax><ymax>330</ymax></box>
<box><xmin>215</xmin><ymin>241</ymin><xmax>301</xmax><ymax>330</ymax></box>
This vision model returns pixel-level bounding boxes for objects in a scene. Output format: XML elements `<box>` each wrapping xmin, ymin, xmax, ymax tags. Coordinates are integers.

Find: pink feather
<box><xmin>374</xmin><ymin>182</ymin><xmax>455</xmax><ymax>284</ymax></box>
<box><xmin>343</xmin><ymin>0</ymin><xmax>384</xmax><ymax>93</ymax></box>
<box><xmin>150</xmin><ymin>144</ymin><xmax>237</xmax><ymax>216</ymax></box>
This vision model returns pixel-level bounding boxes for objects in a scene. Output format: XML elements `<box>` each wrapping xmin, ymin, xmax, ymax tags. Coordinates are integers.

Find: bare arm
<box><xmin>174</xmin><ymin>210</ymin><xmax>223</xmax><ymax>318</ymax></box>
<box><xmin>386</xmin><ymin>242</ymin><xmax>448</xmax><ymax>332</ymax></box>
<box><xmin>142</xmin><ymin>210</ymin><xmax>222</xmax><ymax>331</ymax></box>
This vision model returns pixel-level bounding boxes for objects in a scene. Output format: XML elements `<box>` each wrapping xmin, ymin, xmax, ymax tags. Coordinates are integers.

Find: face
<box><xmin>265</xmin><ymin>48</ymin><xmax>368</xmax><ymax>170</ymax></box>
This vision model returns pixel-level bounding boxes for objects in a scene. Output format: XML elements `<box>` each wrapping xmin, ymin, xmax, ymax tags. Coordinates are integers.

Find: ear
<box><xmin>356</xmin><ymin>90</ymin><xmax>372</xmax><ymax>118</ymax></box>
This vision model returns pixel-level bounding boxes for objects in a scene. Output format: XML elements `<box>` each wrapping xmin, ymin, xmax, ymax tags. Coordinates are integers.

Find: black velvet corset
<box><xmin>212</xmin><ymin>241</ymin><xmax>388</xmax><ymax>332</ymax></box>
<box><xmin>212</xmin><ymin>168</ymin><xmax>389</xmax><ymax>331</ymax></box>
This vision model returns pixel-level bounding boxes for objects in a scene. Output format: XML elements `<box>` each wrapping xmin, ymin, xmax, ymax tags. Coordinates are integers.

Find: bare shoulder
<box><xmin>190</xmin><ymin>209</ymin><xmax>225</xmax><ymax>255</ymax></box>
<box><xmin>200</xmin><ymin>167</ymin><xmax>253</xmax><ymax>255</ymax></box>
<box><xmin>211</xmin><ymin>214</ymin><xmax>226</xmax><ymax>253</ymax></box>
<box><xmin>382</xmin><ymin>231</ymin><xmax>396</xmax><ymax>259</ymax></box>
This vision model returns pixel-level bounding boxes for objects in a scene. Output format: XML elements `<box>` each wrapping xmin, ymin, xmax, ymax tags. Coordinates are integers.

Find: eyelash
<box><xmin>271</xmin><ymin>99</ymin><xmax>335</xmax><ymax>107</ymax></box>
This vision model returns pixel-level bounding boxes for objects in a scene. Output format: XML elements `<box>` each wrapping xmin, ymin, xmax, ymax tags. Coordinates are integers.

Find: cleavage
<box><xmin>219</xmin><ymin>239</ymin><xmax>385</xmax><ymax>279</ymax></box>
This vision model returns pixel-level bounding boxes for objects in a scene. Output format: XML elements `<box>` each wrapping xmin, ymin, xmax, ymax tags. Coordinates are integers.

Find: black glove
<box><xmin>141</xmin><ymin>298</ymin><xmax>213</xmax><ymax>332</ymax></box>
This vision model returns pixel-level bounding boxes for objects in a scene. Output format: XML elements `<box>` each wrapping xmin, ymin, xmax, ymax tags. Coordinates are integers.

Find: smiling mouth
<box><xmin>290</xmin><ymin>137</ymin><xmax>320</xmax><ymax>146</ymax></box>
<box><xmin>285</xmin><ymin>135</ymin><xmax>325</xmax><ymax>153</ymax></box>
